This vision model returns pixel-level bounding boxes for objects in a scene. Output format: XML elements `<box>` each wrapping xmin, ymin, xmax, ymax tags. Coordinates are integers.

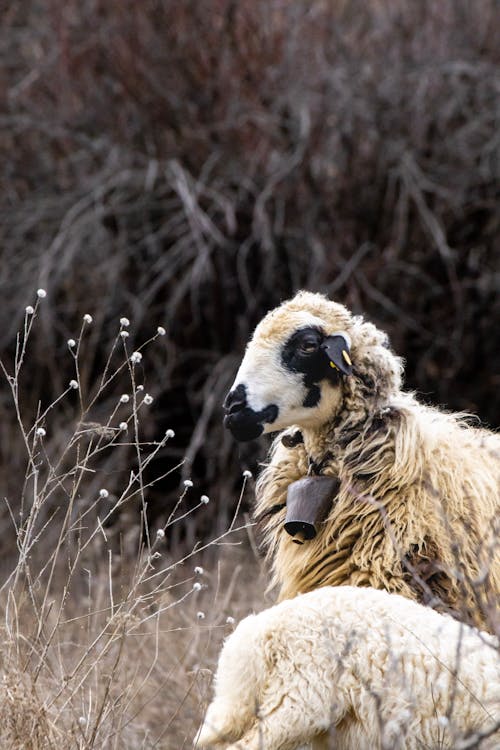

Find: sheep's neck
<box><xmin>301</xmin><ymin>424</ymin><xmax>341</xmax><ymax>475</ymax></box>
<box><xmin>301</xmin><ymin>408</ymin><xmax>369</xmax><ymax>474</ymax></box>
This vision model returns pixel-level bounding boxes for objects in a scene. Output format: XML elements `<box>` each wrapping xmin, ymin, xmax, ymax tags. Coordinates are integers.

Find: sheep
<box><xmin>223</xmin><ymin>291</ymin><xmax>500</xmax><ymax>630</ymax></box>
<box><xmin>197</xmin><ymin>585</ymin><xmax>500</xmax><ymax>750</ymax></box>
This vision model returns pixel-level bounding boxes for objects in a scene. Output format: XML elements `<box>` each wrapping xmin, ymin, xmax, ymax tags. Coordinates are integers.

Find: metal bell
<box><xmin>284</xmin><ymin>475</ymin><xmax>339</xmax><ymax>544</ymax></box>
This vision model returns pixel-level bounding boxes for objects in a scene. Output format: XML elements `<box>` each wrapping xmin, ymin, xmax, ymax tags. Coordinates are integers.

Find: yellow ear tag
<box><xmin>342</xmin><ymin>350</ymin><xmax>352</xmax><ymax>366</ymax></box>
<box><xmin>329</xmin><ymin>361</ymin><xmax>338</xmax><ymax>370</ymax></box>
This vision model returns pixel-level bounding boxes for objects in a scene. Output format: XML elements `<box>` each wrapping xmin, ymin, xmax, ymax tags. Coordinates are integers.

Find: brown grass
<box><xmin>0</xmin><ymin>302</ymin><xmax>267</xmax><ymax>748</ymax></box>
<box><xmin>0</xmin><ymin>544</ymin><xmax>264</xmax><ymax>749</ymax></box>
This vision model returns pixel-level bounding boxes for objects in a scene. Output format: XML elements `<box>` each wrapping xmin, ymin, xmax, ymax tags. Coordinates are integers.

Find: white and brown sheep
<box><xmin>197</xmin><ymin>586</ymin><xmax>500</xmax><ymax>750</ymax></box>
<box><xmin>223</xmin><ymin>292</ymin><xmax>500</xmax><ymax>629</ymax></box>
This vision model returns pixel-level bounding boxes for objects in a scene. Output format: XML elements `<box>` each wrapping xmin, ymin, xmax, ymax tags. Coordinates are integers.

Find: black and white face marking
<box><xmin>281</xmin><ymin>327</ymin><xmax>339</xmax><ymax>408</ymax></box>
<box><xmin>223</xmin><ymin>384</ymin><xmax>278</xmax><ymax>441</ymax></box>
<box><xmin>224</xmin><ymin>317</ymin><xmax>352</xmax><ymax>442</ymax></box>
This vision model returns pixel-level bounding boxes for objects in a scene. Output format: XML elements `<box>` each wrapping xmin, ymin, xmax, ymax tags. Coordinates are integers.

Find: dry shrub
<box><xmin>0</xmin><ymin>671</ymin><xmax>60</xmax><ymax>750</ymax></box>
<box><xmin>0</xmin><ymin>306</ymin><xmax>266</xmax><ymax>748</ymax></box>
<box><xmin>1</xmin><ymin>0</ymin><xmax>498</xmax><ymax>539</ymax></box>
<box><xmin>0</xmin><ymin>543</ymin><xmax>264</xmax><ymax>750</ymax></box>
<box><xmin>0</xmin><ymin>545</ymin><xmax>263</xmax><ymax>749</ymax></box>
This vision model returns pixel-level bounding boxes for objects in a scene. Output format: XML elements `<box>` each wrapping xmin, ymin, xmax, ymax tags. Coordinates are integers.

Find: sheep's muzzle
<box><xmin>223</xmin><ymin>384</ymin><xmax>279</xmax><ymax>441</ymax></box>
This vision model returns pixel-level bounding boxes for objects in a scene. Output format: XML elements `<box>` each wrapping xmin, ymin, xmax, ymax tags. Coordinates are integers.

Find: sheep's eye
<box><xmin>298</xmin><ymin>338</ymin><xmax>319</xmax><ymax>354</ymax></box>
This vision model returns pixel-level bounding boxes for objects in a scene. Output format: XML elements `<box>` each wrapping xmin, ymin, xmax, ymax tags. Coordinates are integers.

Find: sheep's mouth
<box><xmin>224</xmin><ymin>403</ymin><xmax>279</xmax><ymax>442</ymax></box>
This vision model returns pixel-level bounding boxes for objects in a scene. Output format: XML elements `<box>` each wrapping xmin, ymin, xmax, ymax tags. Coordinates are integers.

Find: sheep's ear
<box><xmin>322</xmin><ymin>333</ymin><xmax>352</xmax><ymax>376</ymax></box>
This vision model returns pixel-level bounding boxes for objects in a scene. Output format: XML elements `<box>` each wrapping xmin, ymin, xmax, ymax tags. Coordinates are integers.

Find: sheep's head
<box><xmin>224</xmin><ymin>291</ymin><xmax>403</xmax><ymax>442</ymax></box>
<box><xmin>224</xmin><ymin>292</ymin><xmax>350</xmax><ymax>442</ymax></box>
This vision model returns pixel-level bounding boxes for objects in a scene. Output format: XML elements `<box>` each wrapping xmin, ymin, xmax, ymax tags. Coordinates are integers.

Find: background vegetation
<box><xmin>0</xmin><ymin>0</ymin><xmax>499</xmax><ymax>746</ymax></box>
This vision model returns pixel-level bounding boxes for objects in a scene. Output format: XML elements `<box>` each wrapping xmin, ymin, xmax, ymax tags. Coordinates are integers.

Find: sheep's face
<box><xmin>224</xmin><ymin>304</ymin><xmax>353</xmax><ymax>442</ymax></box>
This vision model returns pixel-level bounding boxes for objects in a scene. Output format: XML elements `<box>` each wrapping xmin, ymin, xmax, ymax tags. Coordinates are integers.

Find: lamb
<box><xmin>197</xmin><ymin>586</ymin><xmax>500</xmax><ymax>750</ymax></box>
<box><xmin>223</xmin><ymin>291</ymin><xmax>500</xmax><ymax>630</ymax></box>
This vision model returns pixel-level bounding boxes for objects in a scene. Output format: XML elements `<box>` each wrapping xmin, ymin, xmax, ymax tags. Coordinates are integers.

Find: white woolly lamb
<box><xmin>197</xmin><ymin>586</ymin><xmax>500</xmax><ymax>750</ymax></box>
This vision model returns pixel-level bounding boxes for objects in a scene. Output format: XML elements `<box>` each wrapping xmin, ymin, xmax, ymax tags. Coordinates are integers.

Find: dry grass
<box><xmin>0</xmin><ymin>544</ymin><xmax>265</xmax><ymax>749</ymax></box>
<box><xmin>0</xmin><ymin>299</ymin><xmax>267</xmax><ymax>748</ymax></box>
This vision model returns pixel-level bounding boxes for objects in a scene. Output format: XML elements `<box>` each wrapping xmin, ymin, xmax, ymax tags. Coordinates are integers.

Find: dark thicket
<box><xmin>1</xmin><ymin>0</ymin><xmax>499</xmax><ymax>545</ymax></box>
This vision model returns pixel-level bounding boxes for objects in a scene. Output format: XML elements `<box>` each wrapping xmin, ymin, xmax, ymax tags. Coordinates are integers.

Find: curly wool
<box><xmin>254</xmin><ymin>292</ymin><xmax>500</xmax><ymax>629</ymax></box>
<box><xmin>197</xmin><ymin>586</ymin><xmax>500</xmax><ymax>750</ymax></box>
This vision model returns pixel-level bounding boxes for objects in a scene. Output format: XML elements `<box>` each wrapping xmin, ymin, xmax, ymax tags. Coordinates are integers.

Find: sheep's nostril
<box><xmin>227</xmin><ymin>402</ymin><xmax>244</xmax><ymax>415</ymax></box>
<box><xmin>223</xmin><ymin>384</ymin><xmax>247</xmax><ymax>414</ymax></box>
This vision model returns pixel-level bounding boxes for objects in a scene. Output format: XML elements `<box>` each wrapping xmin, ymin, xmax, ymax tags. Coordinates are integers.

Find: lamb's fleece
<box><xmin>197</xmin><ymin>586</ymin><xmax>500</xmax><ymax>750</ymax></box>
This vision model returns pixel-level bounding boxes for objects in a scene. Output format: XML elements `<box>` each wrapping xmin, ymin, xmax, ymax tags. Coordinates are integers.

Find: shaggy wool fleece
<box><xmin>241</xmin><ymin>292</ymin><xmax>500</xmax><ymax>629</ymax></box>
